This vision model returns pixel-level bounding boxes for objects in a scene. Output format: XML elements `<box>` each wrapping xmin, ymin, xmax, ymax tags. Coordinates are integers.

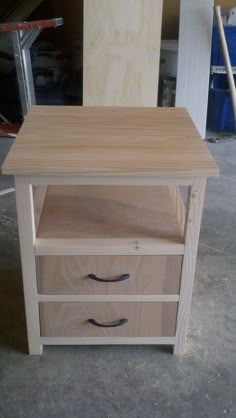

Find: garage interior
<box><xmin>0</xmin><ymin>1</ymin><xmax>235</xmax><ymax>417</ymax></box>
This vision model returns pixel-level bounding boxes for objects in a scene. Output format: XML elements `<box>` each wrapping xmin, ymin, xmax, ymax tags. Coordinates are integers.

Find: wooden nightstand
<box><xmin>2</xmin><ymin>106</ymin><xmax>219</xmax><ymax>355</ymax></box>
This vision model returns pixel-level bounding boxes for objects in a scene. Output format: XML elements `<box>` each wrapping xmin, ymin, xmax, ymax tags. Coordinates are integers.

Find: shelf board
<box><xmin>37</xmin><ymin>295</ymin><xmax>180</xmax><ymax>302</ymax></box>
<box><xmin>35</xmin><ymin>186</ymin><xmax>185</xmax><ymax>255</ymax></box>
<box><xmin>2</xmin><ymin>106</ymin><xmax>219</xmax><ymax>177</ymax></box>
<box><xmin>35</xmin><ymin>238</ymin><xmax>185</xmax><ymax>256</ymax></box>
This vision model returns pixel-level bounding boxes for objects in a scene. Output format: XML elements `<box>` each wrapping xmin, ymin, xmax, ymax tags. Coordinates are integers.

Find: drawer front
<box><xmin>36</xmin><ymin>255</ymin><xmax>182</xmax><ymax>295</ymax></box>
<box><xmin>39</xmin><ymin>302</ymin><xmax>178</xmax><ymax>337</ymax></box>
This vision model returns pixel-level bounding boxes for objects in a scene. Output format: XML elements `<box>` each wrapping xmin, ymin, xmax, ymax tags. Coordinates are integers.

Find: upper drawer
<box><xmin>36</xmin><ymin>255</ymin><xmax>182</xmax><ymax>295</ymax></box>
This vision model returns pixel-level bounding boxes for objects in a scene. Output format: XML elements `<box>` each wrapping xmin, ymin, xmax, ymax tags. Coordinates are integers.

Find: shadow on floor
<box><xmin>0</xmin><ymin>268</ymin><xmax>28</xmax><ymax>353</ymax></box>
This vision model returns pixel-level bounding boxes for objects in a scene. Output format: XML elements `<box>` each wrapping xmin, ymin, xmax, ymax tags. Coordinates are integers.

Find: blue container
<box><xmin>208</xmin><ymin>75</ymin><xmax>235</xmax><ymax>132</ymax></box>
<box><xmin>212</xmin><ymin>25</ymin><xmax>236</xmax><ymax>66</ymax></box>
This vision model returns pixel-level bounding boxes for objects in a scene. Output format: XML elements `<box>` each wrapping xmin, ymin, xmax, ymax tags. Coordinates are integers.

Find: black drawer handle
<box><xmin>88</xmin><ymin>318</ymin><xmax>128</xmax><ymax>328</ymax></box>
<box><xmin>88</xmin><ymin>273</ymin><xmax>130</xmax><ymax>283</ymax></box>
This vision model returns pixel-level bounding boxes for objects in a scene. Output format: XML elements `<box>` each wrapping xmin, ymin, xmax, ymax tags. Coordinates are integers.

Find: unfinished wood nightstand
<box><xmin>2</xmin><ymin>106</ymin><xmax>219</xmax><ymax>355</ymax></box>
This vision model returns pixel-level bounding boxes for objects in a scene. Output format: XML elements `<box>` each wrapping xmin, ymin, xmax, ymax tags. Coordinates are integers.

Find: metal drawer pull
<box><xmin>88</xmin><ymin>318</ymin><xmax>128</xmax><ymax>328</ymax></box>
<box><xmin>88</xmin><ymin>273</ymin><xmax>130</xmax><ymax>283</ymax></box>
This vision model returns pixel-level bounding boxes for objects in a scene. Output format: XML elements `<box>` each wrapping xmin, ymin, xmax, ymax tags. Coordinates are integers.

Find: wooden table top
<box><xmin>2</xmin><ymin>106</ymin><xmax>219</xmax><ymax>177</ymax></box>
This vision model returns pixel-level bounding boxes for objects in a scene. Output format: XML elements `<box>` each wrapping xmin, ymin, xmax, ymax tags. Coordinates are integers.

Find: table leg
<box><xmin>174</xmin><ymin>177</ymin><xmax>207</xmax><ymax>355</ymax></box>
<box><xmin>15</xmin><ymin>176</ymin><xmax>42</xmax><ymax>355</ymax></box>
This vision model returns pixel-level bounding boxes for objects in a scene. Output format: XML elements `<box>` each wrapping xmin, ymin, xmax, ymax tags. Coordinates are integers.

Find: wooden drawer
<box><xmin>39</xmin><ymin>302</ymin><xmax>178</xmax><ymax>337</ymax></box>
<box><xmin>36</xmin><ymin>255</ymin><xmax>182</xmax><ymax>295</ymax></box>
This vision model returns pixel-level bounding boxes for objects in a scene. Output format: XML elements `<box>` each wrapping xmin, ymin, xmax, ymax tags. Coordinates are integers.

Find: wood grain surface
<box><xmin>36</xmin><ymin>186</ymin><xmax>184</xmax><ymax>242</ymax></box>
<box><xmin>83</xmin><ymin>0</ymin><xmax>163</xmax><ymax>106</ymax></box>
<box><xmin>2</xmin><ymin>106</ymin><xmax>219</xmax><ymax>177</ymax></box>
<box><xmin>175</xmin><ymin>178</ymin><xmax>207</xmax><ymax>354</ymax></box>
<box><xmin>36</xmin><ymin>255</ymin><xmax>182</xmax><ymax>295</ymax></box>
<box><xmin>39</xmin><ymin>302</ymin><xmax>178</xmax><ymax>337</ymax></box>
<box><xmin>15</xmin><ymin>177</ymin><xmax>42</xmax><ymax>354</ymax></box>
<box><xmin>35</xmin><ymin>238</ymin><xmax>185</xmax><ymax>257</ymax></box>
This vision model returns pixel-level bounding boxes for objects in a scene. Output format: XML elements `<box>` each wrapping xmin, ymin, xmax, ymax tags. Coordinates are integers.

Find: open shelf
<box><xmin>34</xmin><ymin>186</ymin><xmax>185</xmax><ymax>255</ymax></box>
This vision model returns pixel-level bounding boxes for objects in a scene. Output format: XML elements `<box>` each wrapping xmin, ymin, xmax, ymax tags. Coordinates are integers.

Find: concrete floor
<box><xmin>0</xmin><ymin>137</ymin><xmax>235</xmax><ymax>418</ymax></box>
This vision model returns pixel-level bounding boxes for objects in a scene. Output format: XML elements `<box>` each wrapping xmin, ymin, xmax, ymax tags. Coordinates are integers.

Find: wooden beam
<box><xmin>174</xmin><ymin>177</ymin><xmax>207</xmax><ymax>354</ymax></box>
<box><xmin>15</xmin><ymin>176</ymin><xmax>42</xmax><ymax>355</ymax></box>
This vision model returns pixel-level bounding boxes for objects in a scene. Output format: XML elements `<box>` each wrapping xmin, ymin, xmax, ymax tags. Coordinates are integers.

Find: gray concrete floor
<box><xmin>0</xmin><ymin>137</ymin><xmax>235</xmax><ymax>418</ymax></box>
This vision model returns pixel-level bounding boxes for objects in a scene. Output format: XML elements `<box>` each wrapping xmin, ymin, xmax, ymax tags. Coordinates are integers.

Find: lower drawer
<box><xmin>39</xmin><ymin>302</ymin><xmax>178</xmax><ymax>337</ymax></box>
<box><xmin>36</xmin><ymin>255</ymin><xmax>182</xmax><ymax>295</ymax></box>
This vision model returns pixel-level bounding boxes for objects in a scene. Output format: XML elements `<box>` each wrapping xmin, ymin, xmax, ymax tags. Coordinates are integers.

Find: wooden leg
<box><xmin>174</xmin><ymin>177</ymin><xmax>207</xmax><ymax>355</ymax></box>
<box><xmin>15</xmin><ymin>176</ymin><xmax>42</xmax><ymax>355</ymax></box>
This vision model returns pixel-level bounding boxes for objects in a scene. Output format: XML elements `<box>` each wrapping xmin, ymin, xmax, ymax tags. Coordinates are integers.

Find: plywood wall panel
<box><xmin>83</xmin><ymin>0</ymin><xmax>163</xmax><ymax>106</ymax></box>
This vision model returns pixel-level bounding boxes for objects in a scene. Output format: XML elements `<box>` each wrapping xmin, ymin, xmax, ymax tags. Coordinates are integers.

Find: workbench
<box><xmin>2</xmin><ymin>106</ymin><xmax>219</xmax><ymax>355</ymax></box>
